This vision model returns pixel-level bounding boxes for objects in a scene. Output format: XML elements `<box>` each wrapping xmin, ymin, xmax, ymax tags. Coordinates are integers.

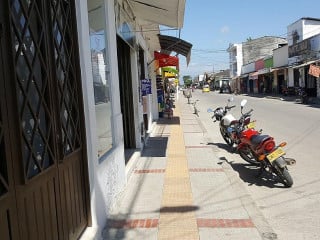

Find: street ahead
<box><xmin>186</xmin><ymin>89</ymin><xmax>320</xmax><ymax>240</ymax></box>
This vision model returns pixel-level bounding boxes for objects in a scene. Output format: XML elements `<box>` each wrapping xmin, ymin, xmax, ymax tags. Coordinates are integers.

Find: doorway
<box><xmin>278</xmin><ymin>74</ymin><xmax>285</xmax><ymax>94</ymax></box>
<box><xmin>117</xmin><ymin>36</ymin><xmax>136</xmax><ymax>159</ymax></box>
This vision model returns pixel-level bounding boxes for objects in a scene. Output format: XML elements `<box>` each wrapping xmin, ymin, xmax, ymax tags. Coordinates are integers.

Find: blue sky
<box><xmin>160</xmin><ymin>0</ymin><xmax>320</xmax><ymax>80</ymax></box>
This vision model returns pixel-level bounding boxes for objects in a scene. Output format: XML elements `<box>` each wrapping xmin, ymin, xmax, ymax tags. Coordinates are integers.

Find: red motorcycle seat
<box><xmin>230</xmin><ymin>120</ymin><xmax>239</xmax><ymax>125</ymax></box>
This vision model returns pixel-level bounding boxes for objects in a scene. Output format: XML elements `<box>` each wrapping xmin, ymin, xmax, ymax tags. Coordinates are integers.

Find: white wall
<box><xmin>288</xmin><ymin>68</ymin><xmax>294</xmax><ymax>87</ymax></box>
<box><xmin>288</xmin><ymin>18</ymin><xmax>320</xmax><ymax>45</ymax></box>
<box><xmin>150</xmin><ymin>69</ymin><xmax>160</xmax><ymax>121</ymax></box>
<box><xmin>242</xmin><ymin>62</ymin><xmax>255</xmax><ymax>74</ymax></box>
<box><xmin>273</xmin><ymin>45</ymin><xmax>288</xmax><ymax>67</ymax></box>
<box><xmin>76</xmin><ymin>0</ymin><xmax>126</xmax><ymax>239</ymax></box>
<box><xmin>287</xmin><ymin>20</ymin><xmax>302</xmax><ymax>46</ymax></box>
<box><xmin>228</xmin><ymin>43</ymin><xmax>242</xmax><ymax>78</ymax></box>
<box><xmin>303</xmin><ymin>19</ymin><xmax>320</xmax><ymax>40</ymax></box>
<box><xmin>135</xmin><ymin>33</ymin><xmax>158</xmax><ymax>134</ymax></box>
<box><xmin>236</xmin><ymin>44</ymin><xmax>243</xmax><ymax>76</ymax></box>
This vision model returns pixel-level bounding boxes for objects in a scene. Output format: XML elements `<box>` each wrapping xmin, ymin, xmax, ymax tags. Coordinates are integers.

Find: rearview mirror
<box><xmin>228</xmin><ymin>96</ymin><xmax>234</xmax><ymax>102</ymax></box>
<box><xmin>240</xmin><ymin>99</ymin><xmax>247</xmax><ymax>107</ymax></box>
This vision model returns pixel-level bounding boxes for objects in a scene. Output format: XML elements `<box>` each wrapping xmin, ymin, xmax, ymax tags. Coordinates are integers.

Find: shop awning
<box><xmin>162</xmin><ymin>67</ymin><xmax>179</xmax><ymax>74</ymax></box>
<box><xmin>158</xmin><ymin>34</ymin><xmax>192</xmax><ymax>65</ymax></box>
<box><xmin>128</xmin><ymin>0</ymin><xmax>185</xmax><ymax>28</ymax></box>
<box><xmin>290</xmin><ymin>59</ymin><xmax>320</xmax><ymax>69</ymax></box>
<box><xmin>249</xmin><ymin>71</ymin><xmax>259</xmax><ymax>80</ymax></box>
<box><xmin>154</xmin><ymin>51</ymin><xmax>179</xmax><ymax>68</ymax></box>
<box><xmin>271</xmin><ymin>66</ymin><xmax>288</xmax><ymax>72</ymax></box>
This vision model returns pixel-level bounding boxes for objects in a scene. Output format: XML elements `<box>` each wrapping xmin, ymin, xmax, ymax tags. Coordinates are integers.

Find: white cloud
<box><xmin>220</xmin><ymin>26</ymin><xmax>230</xmax><ymax>34</ymax></box>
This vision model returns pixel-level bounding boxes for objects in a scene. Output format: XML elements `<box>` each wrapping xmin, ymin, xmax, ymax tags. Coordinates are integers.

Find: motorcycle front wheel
<box><xmin>238</xmin><ymin>147</ymin><xmax>260</xmax><ymax>166</ymax></box>
<box><xmin>220</xmin><ymin>127</ymin><xmax>233</xmax><ymax>146</ymax></box>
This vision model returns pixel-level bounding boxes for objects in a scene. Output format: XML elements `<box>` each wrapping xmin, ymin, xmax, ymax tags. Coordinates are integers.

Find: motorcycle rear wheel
<box><xmin>238</xmin><ymin>147</ymin><xmax>260</xmax><ymax>166</ymax></box>
<box><xmin>275</xmin><ymin>166</ymin><xmax>293</xmax><ymax>187</ymax></box>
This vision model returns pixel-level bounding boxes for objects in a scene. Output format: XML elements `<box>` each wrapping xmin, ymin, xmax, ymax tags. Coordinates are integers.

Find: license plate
<box><xmin>266</xmin><ymin>147</ymin><xmax>285</xmax><ymax>162</ymax></box>
<box><xmin>246</xmin><ymin>122</ymin><xmax>256</xmax><ymax>129</ymax></box>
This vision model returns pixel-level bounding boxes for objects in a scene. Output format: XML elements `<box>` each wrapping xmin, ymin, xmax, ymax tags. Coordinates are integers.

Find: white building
<box><xmin>227</xmin><ymin>43</ymin><xmax>243</xmax><ymax>92</ymax></box>
<box><xmin>287</xmin><ymin>17</ymin><xmax>320</xmax><ymax>97</ymax></box>
<box><xmin>227</xmin><ymin>43</ymin><xmax>243</xmax><ymax>78</ymax></box>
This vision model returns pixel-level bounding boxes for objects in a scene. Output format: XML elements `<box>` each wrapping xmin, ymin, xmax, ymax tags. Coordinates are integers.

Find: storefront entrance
<box><xmin>117</xmin><ymin>36</ymin><xmax>136</xmax><ymax>158</ymax></box>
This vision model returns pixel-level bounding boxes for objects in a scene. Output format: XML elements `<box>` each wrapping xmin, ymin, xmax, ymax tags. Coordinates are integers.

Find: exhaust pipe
<box><xmin>284</xmin><ymin>158</ymin><xmax>296</xmax><ymax>166</ymax></box>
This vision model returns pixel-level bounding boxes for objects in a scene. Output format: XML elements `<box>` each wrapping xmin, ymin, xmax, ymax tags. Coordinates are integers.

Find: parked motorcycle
<box><xmin>296</xmin><ymin>87</ymin><xmax>308</xmax><ymax>104</ymax></box>
<box><xmin>207</xmin><ymin>97</ymin><xmax>260</xmax><ymax>165</ymax></box>
<box><xmin>237</xmin><ymin>99</ymin><xmax>295</xmax><ymax>187</ymax></box>
<box><xmin>207</xmin><ymin>97</ymin><xmax>237</xmax><ymax>147</ymax></box>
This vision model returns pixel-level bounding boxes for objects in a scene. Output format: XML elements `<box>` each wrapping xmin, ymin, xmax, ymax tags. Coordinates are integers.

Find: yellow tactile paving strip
<box><xmin>158</xmin><ymin>104</ymin><xmax>199</xmax><ymax>240</ymax></box>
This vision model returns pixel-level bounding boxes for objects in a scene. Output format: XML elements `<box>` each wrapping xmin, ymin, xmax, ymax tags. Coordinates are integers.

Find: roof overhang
<box><xmin>290</xmin><ymin>59</ymin><xmax>320</xmax><ymax>69</ymax></box>
<box><xmin>139</xmin><ymin>21</ymin><xmax>161</xmax><ymax>52</ymax></box>
<box><xmin>240</xmin><ymin>74</ymin><xmax>249</xmax><ymax>78</ymax></box>
<box><xmin>128</xmin><ymin>0</ymin><xmax>186</xmax><ymax>28</ymax></box>
<box><xmin>271</xmin><ymin>66</ymin><xmax>288</xmax><ymax>72</ymax></box>
<box><xmin>158</xmin><ymin>34</ymin><xmax>192</xmax><ymax>65</ymax></box>
<box><xmin>249</xmin><ymin>71</ymin><xmax>259</xmax><ymax>80</ymax></box>
<box><xmin>162</xmin><ymin>67</ymin><xmax>179</xmax><ymax>75</ymax></box>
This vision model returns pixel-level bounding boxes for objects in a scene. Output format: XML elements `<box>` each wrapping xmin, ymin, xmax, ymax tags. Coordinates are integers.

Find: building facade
<box><xmin>0</xmin><ymin>0</ymin><xmax>188</xmax><ymax>239</ymax></box>
<box><xmin>287</xmin><ymin>18</ymin><xmax>320</xmax><ymax>97</ymax></box>
<box><xmin>237</xmin><ymin>36</ymin><xmax>287</xmax><ymax>94</ymax></box>
<box><xmin>242</xmin><ymin>36</ymin><xmax>287</xmax><ymax>65</ymax></box>
<box><xmin>231</xmin><ymin>18</ymin><xmax>320</xmax><ymax>98</ymax></box>
<box><xmin>272</xmin><ymin>44</ymin><xmax>289</xmax><ymax>94</ymax></box>
<box><xmin>227</xmin><ymin>43</ymin><xmax>243</xmax><ymax>92</ymax></box>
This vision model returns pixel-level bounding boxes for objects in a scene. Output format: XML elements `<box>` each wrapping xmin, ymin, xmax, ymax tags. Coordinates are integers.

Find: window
<box><xmin>87</xmin><ymin>1</ymin><xmax>113</xmax><ymax>157</ymax></box>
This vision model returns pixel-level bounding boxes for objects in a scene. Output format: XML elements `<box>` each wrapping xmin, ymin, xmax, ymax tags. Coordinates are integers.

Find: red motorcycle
<box><xmin>236</xmin><ymin>99</ymin><xmax>296</xmax><ymax>187</ymax></box>
<box><xmin>208</xmin><ymin>97</ymin><xmax>260</xmax><ymax>165</ymax></box>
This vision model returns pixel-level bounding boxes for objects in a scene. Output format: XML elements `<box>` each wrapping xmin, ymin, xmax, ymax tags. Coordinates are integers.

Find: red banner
<box><xmin>154</xmin><ymin>51</ymin><xmax>170</xmax><ymax>60</ymax></box>
<box><xmin>154</xmin><ymin>51</ymin><xmax>179</xmax><ymax>68</ymax></box>
<box><xmin>309</xmin><ymin>64</ymin><xmax>320</xmax><ymax>78</ymax></box>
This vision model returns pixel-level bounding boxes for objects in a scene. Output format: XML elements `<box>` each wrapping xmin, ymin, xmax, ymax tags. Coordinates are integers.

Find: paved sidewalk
<box><xmin>103</xmin><ymin>94</ymin><xmax>272</xmax><ymax>240</ymax></box>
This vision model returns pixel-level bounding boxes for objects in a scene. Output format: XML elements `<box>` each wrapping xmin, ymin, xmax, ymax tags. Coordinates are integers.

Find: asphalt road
<box><xmin>187</xmin><ymin>89</ymin><xmax>320</xmax><ymax>240</ymax></box>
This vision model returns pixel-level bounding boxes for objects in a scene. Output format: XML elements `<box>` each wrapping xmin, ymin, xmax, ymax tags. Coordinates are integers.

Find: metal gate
<box><xmin>0</xmin><ymin>1</ymin><xmax>90</xmax><ymax>239</ymax></box>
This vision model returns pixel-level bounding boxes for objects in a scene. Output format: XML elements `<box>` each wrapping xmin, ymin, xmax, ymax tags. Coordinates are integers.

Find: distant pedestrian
<box><xmin>164</xmin><ymin>98</ymin><xmax>173</xmax><ymax>118</ymax></box>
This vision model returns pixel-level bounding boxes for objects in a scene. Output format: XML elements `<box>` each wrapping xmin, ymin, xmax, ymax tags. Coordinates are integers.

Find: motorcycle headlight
<box><xmin>214</xmin><ymin>108</ymin><xmax>224</xmax><ymax>121</ymax></box>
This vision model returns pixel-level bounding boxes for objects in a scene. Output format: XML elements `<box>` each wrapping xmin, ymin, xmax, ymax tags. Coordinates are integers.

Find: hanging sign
<box><xmin>309</xmin><ymin>64</ymin><xmax>320</xmax><ymax>78</ymax></box>
<box><xmin>141</xmin><ymin>79</ymin><xmax>152</xmax><ymax>96</ymax></box>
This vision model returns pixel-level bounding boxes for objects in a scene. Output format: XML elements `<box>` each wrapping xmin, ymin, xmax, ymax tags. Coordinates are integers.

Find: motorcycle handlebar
<box><xmin>226</xmin><ymin>105</ymin><xmax>236</xmax><ymax>110</ymax></box>
<box><xmin>241</xmin><ymin>109</ymin><xmax>254</xmax><ymax>118</ymax></box>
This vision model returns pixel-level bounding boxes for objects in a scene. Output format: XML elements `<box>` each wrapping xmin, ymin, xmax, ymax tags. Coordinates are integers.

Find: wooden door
<box><xmin>0</xmin><ymin>10</ymin><xmax>20</xmax><ymax>239</ymax></box>
<box><xmin>0</xmin><ymin>1</ymin><xmax>90</xmax><ymax>239</ymax></box>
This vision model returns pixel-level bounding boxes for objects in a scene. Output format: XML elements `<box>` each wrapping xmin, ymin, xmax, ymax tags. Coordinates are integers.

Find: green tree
<box><xmin>183</xmin><ymin>75</ymin><xmax>192</xmax><ymax>87</ymax></box>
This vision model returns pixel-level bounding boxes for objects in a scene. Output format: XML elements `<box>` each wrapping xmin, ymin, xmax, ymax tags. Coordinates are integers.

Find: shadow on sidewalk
<box><xmin>157</xmin><ymin>116</ymin><xmax>180</xmax><ymax>125</ymax></box>
<box><xmin>159</xmin><ymin>205</ymin><xmax>199</xmax><ymax>213</ymax></box>
<box><xmin>206</xmin><ymin>142</ymin><xmax>235</xmax><ymax>152</ymax></box>
<box><xmin>142</xmin><ymin>137</ymin><xmax>168</xmax><ymax>157</ymax></box>
<box><xmin>219</xmin><ymin>156</ymin><xmax>287</xmax><ymax>188</ymax></box>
